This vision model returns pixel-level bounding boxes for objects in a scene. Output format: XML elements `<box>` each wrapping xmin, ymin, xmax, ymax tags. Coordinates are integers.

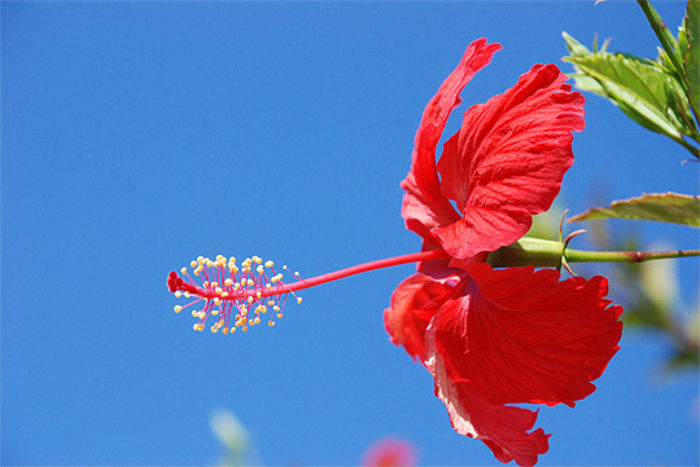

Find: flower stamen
<box><xmin>167</xmin><ymin>255</ymin><xmax>303</xmax><ymax>334</ymax></box>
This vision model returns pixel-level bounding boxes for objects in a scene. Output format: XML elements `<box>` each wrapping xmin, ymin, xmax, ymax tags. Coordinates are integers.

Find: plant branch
<box><xmin>636</xmin><ymin>0</ymin><xmax>686</xmax><ymax>84</ymax></box>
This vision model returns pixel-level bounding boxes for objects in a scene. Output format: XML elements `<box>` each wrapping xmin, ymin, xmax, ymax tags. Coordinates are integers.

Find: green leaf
<box><xmin>569</xmin><ymin>192</ymin><xmax>700</xmax><ymax>227</ymax></box>
<box><xmin>684</xmin><ymin>0</ymin><xmax>700</xmax><ymax>119</ymax></box>
<box><xmin>563</xmin><ymin>33</ymin><xmax>694</xmax><ymax>140</ymax></box>
<box><xmin>563</xmin><ymin>32</ymin><xmax>608</xmax><ymax>96</ymax></box>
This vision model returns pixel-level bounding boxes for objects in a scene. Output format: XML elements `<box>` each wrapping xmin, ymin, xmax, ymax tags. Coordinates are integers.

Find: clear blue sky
<box><xmin>3</xmin><ymin>1</ymin><xmax>698</xmax><ymax>465</ymax></box>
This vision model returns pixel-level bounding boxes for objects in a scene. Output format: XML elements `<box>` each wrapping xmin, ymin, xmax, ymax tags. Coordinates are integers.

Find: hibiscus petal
<box><xmin>432</xmin><ymin>263</ymin><xmax>622</xmax><ymax>407</ymax></box>
<box><xmin>401</xmin><ymin>39</ymin><xmax>501</xmax><ymax>241</ymax></box>
<box><xmin>384</xmin><ymin>273</ymin><xmax>455</xmax><ymax>361</ymax></box>
<box><xmin>435</xmin><ymin>64</ymin><xmax>586</xmax><ymax>259</ymax></box>
<box><xmin>426</xmin><ymin>335</ymin><xmax>549</xmax><ymax>467</ymax></box>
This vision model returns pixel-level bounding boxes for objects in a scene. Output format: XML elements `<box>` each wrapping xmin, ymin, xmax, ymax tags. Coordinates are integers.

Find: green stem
<box><xmin>487</xmin><ymin>237</ymin><xmax>700</xmax><ymax>268</ymax></box>
<box><xmin>566</xmin><ymin>248</ymin><xmax>700</xmax><ymax>263</ymax></box>
<box><xmin>636</xmin><ymin>0</ymin><xmax>686</xmax><ymax>83</ymax></box>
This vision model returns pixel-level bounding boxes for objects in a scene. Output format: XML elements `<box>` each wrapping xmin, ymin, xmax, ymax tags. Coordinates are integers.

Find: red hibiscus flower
<box><xmin>384</xmin><ymin>39</ymin><xmax>623</xmax><ymax>467</ymax></box>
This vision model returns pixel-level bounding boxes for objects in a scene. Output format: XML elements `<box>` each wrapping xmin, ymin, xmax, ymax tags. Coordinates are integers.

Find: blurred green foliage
<box><xmin>588</xmin><ymin>221</ymin><xmax>699</xmax><ymax>371</ymax></box>
<box><xmin>210</xmin><ymin>409</ymin><xmax>258</xmax><ymax>467</ymax></box>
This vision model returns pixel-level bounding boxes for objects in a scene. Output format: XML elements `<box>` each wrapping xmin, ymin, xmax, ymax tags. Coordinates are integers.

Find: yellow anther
<box><xmin>276</xmin><ymin>313</ymin><xmax>283</xmax><ymax>318</ymax></box>
<box><xmin>265</xmin><ymin>283</ymin><xmax>272</xmax><ymax>289</ymax></box>
<box><xmin>229</xmin><ymin>256</ymin><xmax>236</xmax><ymax>263</ymax></box>
<box><xmin>175</xmin><ymin>291</ymin><xmax>182</xmax><ymax>298</ymax></box>
<box><xmin>210</xmin><ymin>325</ymin><xmax>218</xmax><ymax>333</ymax></box>
<box><xmin>256</xmin><ymin>291</ymin><xmax>262</xmax><ymax>299</ymax></box>
<box><xmin>297</xmin><ymin>297</ymin><xmax>303</xmax><ymax>304</ymax></box>
<box><xmin>265</xmin><ymin>260</ymin><xmax>274</xmax><ymax>268</ymax></box>
<box><xmin>254</xmin><ymin>317</ymin><xmax>261</xmax><ymax>325</ymax></box>
<box><xmin>184</xmin><ymin>292</ymin><xmax>191</xmax><ymax>298</ymax></box>
<box><xmin>242</xmin><ymin>326</ymin><xmax>249</xmax><ymax>332</ymax></box>
<box><xmin>268</xmin><ymin>321</ymin><xmax>275</xmax><ymax>327</ymax></box>
<box><xmin>180</xmin><ymin>267</ymin><xmax>187</xmax><ymax>275</ymax></box>
<box><xmin>260</xmin><ymin>306</ymin><xmax>268</xmax><ymax>313</ymax></box>
<box><xmin>234</xmin><ymin>283</ymin><xmax>240</xmax><ymax>290</ymax></box>
<box><xmin>222</xmin><ymin>327</ymin><xmax>229</xmax><ymax>335</ymax></box>
<box><xmin>247</xmin><ymin>279</ymin><xmax>254</xmax><ymax>287</ymax></box>
<box><xmin>273</xmin><ymin>305</ymin><xmax>280</xmax><ymax>312</ymax></box>
<box><xmin>203</xmin><ymin>281</ymin><xmax>210</xmax><ymax>288</ymax></box>
<box><xmin>254</xmin><ymin>256</ymin><xmax>262</xmax><ymax>264</ymax></box>
<box><xmin>191</xmin><ymin>310</ymin><xmax>198</xmax><ymax>317</ymax></box>
<box><xmin>294</xmin><ymin>271</ymin><xmax>300</xmax><ymax>277</ymax></box>
<box><xmin>247</xmin><ymin>296</ymin><xmax>253</xmax><ymax>303</ymax></box>
<box><xmin>193</xmin><ymin>323</ymin><xmax>200</xmax><ymax>331</ymax></box>
<box><xmin>214</xmin><ymin>299</ymin><xmax>221</xmax><ymax>306</ymax></box>
<box><xmin>194</xmin><ymin>269</ymin><xmax>200</xmax><ymax>276</ymax></box>
<box><xmin>197</xmin><ymin>256</ymin><xmax>204</xmax><ymax>263</ymax></box>
<box><xmin>256</xmin><ymin>265</ymin><xmax>264</xmax><ymax>274</ymax></box>
<box><xmin>190</xmin><ymin>260</ymin><xmax>197</xmax><ymax>268</ymax></box>
<box><xmin>268</xmin><ymin>300</ymin><xmax>275</xmax><ymax>306</ymax></box>
<box><xmin>271</xmin><ymin>273</ymin><xmax>284</xmax><ymax>283</ymax></box>
<box><xmin>211</xmin><ymin>282</ymin><xmax>219</xmax><ymax>287</ymax></box>
<box><xmin>230</xmin><ymin>266</ymin><xmax>239</xmax><ymax>274</ymax></box>
<box><xmin>212</xmin><ymin>309</ymin><xmax>219</xmax><ymax>315</ymax></box>
<box><xmin>221</xmin><ymin>292</ymin><xmax>229</xmax><ymax>298</ymax></box>
<box><xmin>229</xmin><ymin>327</ymin><xmax>236</xmax><ymax>333</ymax></box>
<box><xmin>224</xmin><ymin>278</ymin><xmax>233</xmax><ymax>286</ymax></box>
<box><xmin>215</xmin><ymin>287</ymin><xmax>223</xmax><ymax>294</ymax></box>
<box><xmin>173</xmin><ymin>305</ymin><xmax>182</xmax><ymax>313</ymax></box>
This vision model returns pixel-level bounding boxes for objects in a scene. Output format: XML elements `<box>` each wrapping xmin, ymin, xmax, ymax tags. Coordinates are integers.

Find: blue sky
<box><xmin>3</xmin><ymin>1</ymin><xmax>698</xmax><ymax>466</ymax></box>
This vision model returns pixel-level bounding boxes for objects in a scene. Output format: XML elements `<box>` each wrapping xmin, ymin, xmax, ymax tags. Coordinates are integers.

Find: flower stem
<box><xmin>281</xmin><ymin>241</ymin><xmax>700</xmax><ymax>295</ymax></box>
<box><xmin>565</xmin><ymin>248</ymin><xmax>700</xmax><ymax>263</ymax></box>
<box><xmin>278</xmin><ymin>240</ymin><xmax>699</xmax><ymax>296</ymax></box>
<box><xmin>487</xmin><ymin>237</ymin><xmax>700</xmax><ymax>268</ymax></box>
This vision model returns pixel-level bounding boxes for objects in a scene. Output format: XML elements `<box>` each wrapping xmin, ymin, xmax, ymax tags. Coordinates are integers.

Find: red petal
<box><xmin>384</xmin><ymin>273</ymin><xmax>456</xmax><ymax>361</ymax></box>
<box><xmin>434</xmin><ymin>64</ymin><xmax>585</xmax><ymax>259</ymax></box>
<box><xmin>433</xmin><ymin>263</ymin><xmax>622</xmax><ymax>407</ymax></box>
<box><xmin>426</xmin><ymin>342</ymin><xmax>549</xmax><ymax>467</ymax></box>
<box><xmin>401</xmin><ymin>39</ymin><xmax>501</xmax><ymax>241</ymax></box>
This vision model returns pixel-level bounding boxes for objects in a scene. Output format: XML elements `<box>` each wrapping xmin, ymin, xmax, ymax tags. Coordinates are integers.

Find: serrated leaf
<box><xmin>563</xmin><ymin>32</ymin><xmax>608</xmax><ymax>96</ymax></box>
<box><xmin>569</xmin><ymin>192</ymin><xmax>700</xmax><ymax>227</ymax></box>
<box><xmin>684</xmin><ymin>0</ymin><xmax>700</xmax><ymax>119</ymax></box>
<box><xmin>563</xmin><ymin>31</ymin><xmax>699</xmax><ymax>151</ymax></box>
<box><xmin>565</xmin><ymin>46</ymin><xmax>692</xmax><ymax>138</ymax></box>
